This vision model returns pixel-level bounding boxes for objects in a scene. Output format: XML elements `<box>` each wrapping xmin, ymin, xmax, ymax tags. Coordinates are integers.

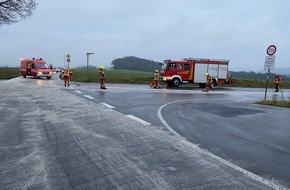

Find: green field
<box><xmin>71</xmin><ymin>69</ymin><xmax>153</xmax><ymax>84</ymax></box>
<box><xmin>1</xmin><ymin>67</ymin><xmax>290</xmax><ymax>89</ymax></box>
<box><xmin>0</xmin><ymin>67</ymin><xmax>20</xmax><ymax>79</ymax></box>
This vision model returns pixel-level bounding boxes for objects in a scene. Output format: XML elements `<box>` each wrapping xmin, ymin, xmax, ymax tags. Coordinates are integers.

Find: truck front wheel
<box><xmin>172</xmin><ymin>78</ymin><xmax>181</xmax><ymax>87</ymax></box>
<box><xmin>166</xmin><ymin>81</ymin><xmax>173</xmax><ymax>87</ymax></box>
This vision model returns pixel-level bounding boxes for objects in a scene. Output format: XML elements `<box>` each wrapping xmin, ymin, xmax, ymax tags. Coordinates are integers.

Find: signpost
<box><xmin>264</xmin><ymin>45</ymin><xmax>277</xmax><ymax>101</ymax></box>
<box><xmin>66</xmin><ymin>53</ymin><xmax>71</xmax><ymax>67</ymax></box>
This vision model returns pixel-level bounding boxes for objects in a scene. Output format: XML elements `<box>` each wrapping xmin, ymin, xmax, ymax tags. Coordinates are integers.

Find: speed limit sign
<box><xmin>266</xmin><ymin>45</ymin><xmax>277</xmax><ymax>56</ymax></box>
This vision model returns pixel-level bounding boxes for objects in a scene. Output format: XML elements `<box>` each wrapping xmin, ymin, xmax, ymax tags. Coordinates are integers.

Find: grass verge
<box><xmin>256</xmin><ymin>100</ymin><xmax>290</xmax><ymax>108</ymax></box>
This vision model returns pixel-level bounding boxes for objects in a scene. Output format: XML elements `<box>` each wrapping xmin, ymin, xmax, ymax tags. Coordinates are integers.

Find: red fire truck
<box><xmin>20</xmin><ymin>58</ymin><xmax>53</xmax><ymax>79</ymax></box>
<box><xmin>160</xmin><ymin>58</ymin><xmax>235</xmax><ymax>87</ymax></box>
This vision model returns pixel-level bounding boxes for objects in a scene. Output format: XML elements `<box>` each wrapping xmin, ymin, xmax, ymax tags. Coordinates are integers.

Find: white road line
<box><xmin>126</xmin><ymin>115</ymin><xmax>151</xmax><ymax>126</ymax></box>
<box><xmin>100</xmin><ymin>103</ymin><xmax>115</xmax><ymax>109</ymax></box>
<box><xmin>157</xmin><ymin>99</ymin><xmax>287</xmax><ymax>190</ymax></box>
<box><xmin>76</xmin><ymin>90</ymin><xmax>82</xmax><ymax>94</ymax></box>
<box><xmin>84</xmin><ymin>95</ymin><xmax>94</xmax><ymax>100</ymax></box>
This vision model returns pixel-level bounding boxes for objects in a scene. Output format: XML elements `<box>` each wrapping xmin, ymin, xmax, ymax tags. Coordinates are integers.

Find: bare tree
<box><xmin>0</xmin><ymin>0</ymin><xmax>37</xmax><ymax>25</ymax></box>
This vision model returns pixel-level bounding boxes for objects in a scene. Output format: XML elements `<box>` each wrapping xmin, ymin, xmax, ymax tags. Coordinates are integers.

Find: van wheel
<box><xmin>172</xmin><ymin>78</ymin><xmax>181</xmax><ymax>87</ymax></box>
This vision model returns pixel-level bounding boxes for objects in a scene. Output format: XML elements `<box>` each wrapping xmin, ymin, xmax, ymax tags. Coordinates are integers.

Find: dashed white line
<box><xmin>126</xmin><ymin>115</ymin><xmax>151</xmax><ymax>126</ymax></box>
<box><xmin>100</xmin><ymin>103</ymin><xmax>115</xmax><ymax>109</ymax></box>
<box><xmin>84</xmin><ymin>95</ymin><xmax>94</xmax><ymax>100</ymax></box>
<box><xmin>76</xmin><ymin>90</ymin><xmax>83</xmax><ymax>94</ymax></box>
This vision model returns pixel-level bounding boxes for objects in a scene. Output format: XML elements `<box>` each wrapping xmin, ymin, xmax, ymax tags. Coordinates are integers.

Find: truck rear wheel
<box><xmin>212</xmin><ymin>79</ymin><xmax>217</xmax><ymax>87</ymax></box>
<box><xmin>172</xmin><ymin>78</ymin><xmax>181</xmax><ymax>87</ymax></box>
<box><xmin>46</xmin><ymin>77</ymin><xmax>51</xmax><ymax>79</ymax></box>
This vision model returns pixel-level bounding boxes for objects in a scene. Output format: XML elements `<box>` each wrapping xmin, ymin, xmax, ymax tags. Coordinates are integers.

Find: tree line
<box><xmin>111</xmin><ymin>56</ymin><xmax>162</xmax><ymax>72</ymax></box>
<box><xmin>231</xmin><ymin>71</ymin><xmax>290</xmax><ymax>81</ymax></box>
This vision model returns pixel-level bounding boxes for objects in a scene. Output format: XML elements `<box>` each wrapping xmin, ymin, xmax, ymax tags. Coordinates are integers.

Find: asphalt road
<box><xmin>0</xmin><ymin>74</ymin><xmax>289</xmax><ymax>190</ymax></box>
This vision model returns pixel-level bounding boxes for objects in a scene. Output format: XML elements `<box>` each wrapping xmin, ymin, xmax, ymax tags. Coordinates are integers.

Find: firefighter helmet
<box><xmin>155</xmin><ymin>70</ymin><xmax>158</xmax><ymax>73</ymax></box>
<box><xmin>100</xmin><ymin>66</ymin><xmax>104</xmax><ymax>70</ymax></box>
<box><xmin>205</xmin><ymin>72</ymin><xmax>209</xmax><ymax>76</ymax></box>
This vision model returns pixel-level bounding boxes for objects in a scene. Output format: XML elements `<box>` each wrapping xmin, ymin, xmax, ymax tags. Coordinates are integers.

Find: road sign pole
<box><xmin>86</xmin><ymin>57</ymin><xmax>89</xmax><ymax>75</ymax></box>
<box><xmin>66</xmin><ymin>53</ymin><xmax>71</xmax><ymax>68</ymax></box>
<box><xmin>264</xmin><ymin>69</ymin><xmax>270</xmax><ymax>101</ymax></box>
<box><xmin>263</xmin><ymin>45</ymin><xmax>277</xmax><ymax>101</ymax></box>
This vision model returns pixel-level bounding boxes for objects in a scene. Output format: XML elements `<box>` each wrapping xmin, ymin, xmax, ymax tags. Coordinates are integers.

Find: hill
<box><xmin>111</xmin><ymin>56</ymin><xmax>162</xmax><ymax>72</ymax></box>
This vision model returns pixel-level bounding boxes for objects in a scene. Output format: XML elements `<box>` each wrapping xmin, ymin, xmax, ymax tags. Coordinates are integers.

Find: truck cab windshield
<box><xmin>161</xmin><ymin>62</ymin><xmax>167</xmax><ymax>70</ymax></box>
<box><xmin>35</xmin><ymin>63</ymin><xmax>49</xmax><ymax>69</ymax></box>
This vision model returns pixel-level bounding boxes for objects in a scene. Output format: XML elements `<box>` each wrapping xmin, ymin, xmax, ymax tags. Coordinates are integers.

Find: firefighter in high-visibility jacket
<box><xmin>99</xmin><ymin>66</ymin><xmax>106</xmax><ymax>89</ymax></box>
<box><xmin>273</xmin><ymin>73</ymin><xmax>282</xmax><ymax>92</ymax></box>
<box><xmin>205</xmin><ymin>72</ymin><xmax>214</xmax><ymax>91</ymax></box>
<box><xmin>63</xmin><ymin>67</ymin><xmax>72</xmax><ymax>87</ymax></box>
<box><xmin>153</xmin><ymin>70</ymin><xmax>160</xmax><ymax>88</ymax></box>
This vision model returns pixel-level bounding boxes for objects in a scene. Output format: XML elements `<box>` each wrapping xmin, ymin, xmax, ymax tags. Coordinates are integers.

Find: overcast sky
<box><xmin>0</xmin><ymin>0</ymin><xmax>289</xmax><ymax>71</ymax></box>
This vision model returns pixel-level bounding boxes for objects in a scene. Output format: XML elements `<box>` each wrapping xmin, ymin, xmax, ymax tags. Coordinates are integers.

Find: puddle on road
<box><xmin>193</xmin><ymin>103</ymin><xmax>264</xmax><ymax>118</ymax></box>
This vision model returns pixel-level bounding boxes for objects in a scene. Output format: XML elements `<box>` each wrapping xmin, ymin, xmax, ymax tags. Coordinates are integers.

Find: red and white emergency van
<box><xmin>20</xmin><ymin>58</ymin><xmax>53</xmax><ymax>79</ymax></box>
<box><xmin>160</xmin><ymin>58</ymin><xmax>235</xmax><ymax>87</ymax></box>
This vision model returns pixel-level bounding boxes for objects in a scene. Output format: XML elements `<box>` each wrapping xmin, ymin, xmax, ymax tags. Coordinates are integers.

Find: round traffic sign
<box><xmin>266</xmin><ymin>45</ymin><xmax>277</xmax><ymax>56</ymax></box>
<box><xmin>67</xmin><ymin>58</ymin><xmax>71</xmax><ymax>63</ymax></box>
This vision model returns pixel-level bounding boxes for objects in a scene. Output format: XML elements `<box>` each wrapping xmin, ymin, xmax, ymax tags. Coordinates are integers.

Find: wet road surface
<box><xmin>0</xmin><ymin>75</ymin><xmax>289</xmax><ymax>189</ymax></box>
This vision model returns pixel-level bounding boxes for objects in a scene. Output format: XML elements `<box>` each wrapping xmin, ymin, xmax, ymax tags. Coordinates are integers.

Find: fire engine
<box><xmin>20</xmin><ymin>58</ymin><xmax>53</xmax><ymax>79</ymax></box>
<box><xmin>160</xmin><ymin>58</ymin><xmax>236</xmax><ymax>87</ymax></box>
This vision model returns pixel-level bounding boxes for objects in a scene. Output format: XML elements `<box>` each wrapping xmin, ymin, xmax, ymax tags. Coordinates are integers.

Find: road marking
<box><xmin>126</xmin><ymin>115</ymin><xmax>151</xmax><ymax>126</ymax></box>
<box><xmin>84</xmin><ymin>95</ymin><xmax>94</xmax><ymax>99</ymax></box>
<box><xmin>157</xmin><ymin>99</ymin><xmax>287</xmax><ymax>190</ymax></box>
<box><xmin>76</xmin><ymin>90</ymin><xmax>82</xmax><ymax>94</ymax></box>
<box><xmin>100</xmin><ymin>103</ymin><xmax>115</xmax><ymax>109</ymax></box>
